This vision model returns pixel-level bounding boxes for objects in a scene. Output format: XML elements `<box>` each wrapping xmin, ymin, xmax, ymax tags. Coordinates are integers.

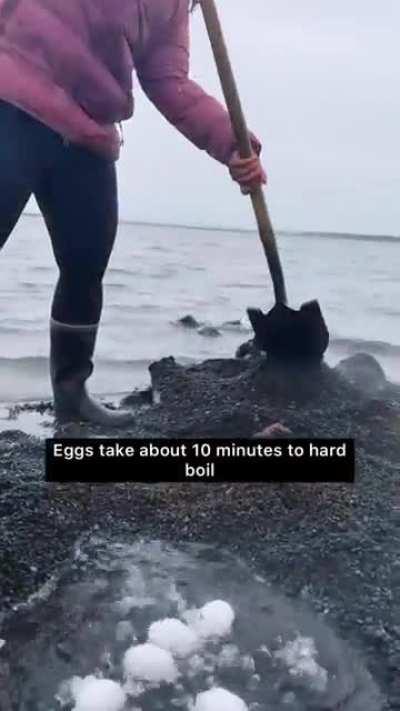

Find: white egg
<box><xmin>187</xmin><ymin>600</ymin><xmax>235</xmax><ymax>639</ymax></box>
<box><xmin>71</xmin><ymin>676</ymin><xmax>126</xmax><ymax>711</ymax></box>
<box><xmin>194</xmin><ymin>687</ymin><xmax>248</xmax><ymax>711</ymax></box>
<box><xmin>148</xmin><ymin>617</ymin><xmax>199</xmax><ymax>657</ymax></box>
<box><xmin>123</xmin><ymin>643</ymin><xmax>178</xmax><ymax>684</ymax></box>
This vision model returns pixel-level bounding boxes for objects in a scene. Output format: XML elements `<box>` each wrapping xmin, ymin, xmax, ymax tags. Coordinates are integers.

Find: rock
<box><xmin>197</xmin><ymin>326</ymin><xmax>221</xmax><ymax>338</ymax></box>
<box><xmin>334</xmin><ymin>353</ymin><xmax>387</xmax><ymax>394</ymax></box>
<box><xmin>254</xmin><ymin>423</ymin><xmax>292</xmax><ymax>438</ymax></box>
<box><xmin>149</xmin><ymin>357</ymin><xmax>181</xmax><ymax>399</ymax></box>
<box><xmin>8</xmin><ymin>401</ymin><xmax>53</xmax><ymax>417</ymax></box>
<box><xmin>220</xmin><ymin>320</ymin><xmax>250</xmax><ymax>334</ymax></box>
<box><xmin>120</xmin><ymin>388</ymin><xmax>153</xmax><ymax>408</ymax></box>
<box><xmin>236</xmin><ymin>339</ymin><xmax>264</xmax><ymax>359</ymax></box>
<box><xmin>177</xmin><ymin>315</ymin><xmax>200</xmax><ymax>329</ymax></box>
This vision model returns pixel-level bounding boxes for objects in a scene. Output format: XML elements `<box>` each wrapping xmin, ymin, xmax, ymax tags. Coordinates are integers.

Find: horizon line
<box><xmin>23</xmin><ymin>211</ymin><xmax>399</xmax><ymax>241</ymax></box>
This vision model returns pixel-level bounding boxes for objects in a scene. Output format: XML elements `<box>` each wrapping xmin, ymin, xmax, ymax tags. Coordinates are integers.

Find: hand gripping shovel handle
<box><xmin>200</xmin><ymin>0</ymin><xmax>288</xmax><ymax>305</ymax></box>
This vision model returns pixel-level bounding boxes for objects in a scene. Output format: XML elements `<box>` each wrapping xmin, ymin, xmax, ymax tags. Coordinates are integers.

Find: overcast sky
<box><xmin>30</xmin><ymin>1</ymin><xmax>400</xmax><ymax>235</ymax></box>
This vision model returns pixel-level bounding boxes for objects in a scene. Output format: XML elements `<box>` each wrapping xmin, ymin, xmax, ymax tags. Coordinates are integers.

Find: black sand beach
<box><xmin>0</xmin><ymin>350</ymin><xmax>399</xmax><ymax>709</ymax></box>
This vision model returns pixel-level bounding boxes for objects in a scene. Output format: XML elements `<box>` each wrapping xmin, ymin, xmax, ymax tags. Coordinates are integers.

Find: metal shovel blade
<box><xmin>247</xmin><ymin>300</ymin><xmax>329</xmax><ymax>362</ymax></box>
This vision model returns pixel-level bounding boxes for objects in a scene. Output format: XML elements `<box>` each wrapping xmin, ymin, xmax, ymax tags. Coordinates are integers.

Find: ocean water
<box><xmin>0</xmin><ymin>215</ymin><xmax>398</xmax><ymax>403</ymax></box>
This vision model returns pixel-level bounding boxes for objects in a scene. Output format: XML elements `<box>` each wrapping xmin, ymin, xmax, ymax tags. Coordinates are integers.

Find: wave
<box><xmin>0</xmin><ymin>355</ymin><xmax>195</xmax><ymax>373</ymax></box>
<box><xmin>0</xmin><ymin>338</ymin><xmax>398</xmax><ymax>371</ymax></box>
<box><xmin>106</xmin><ymin>268</ymin><xmax>140</xmax><ymax>277</ymax></box>
<box><xmin>0</xmin><ymin>355</ymin><xmax>151</xmax><ymax>371</ymax></box>
<box><xmin>0</xmin><ymin>326</ymin><xmax>46</xmax><ymax>335</ymax></box>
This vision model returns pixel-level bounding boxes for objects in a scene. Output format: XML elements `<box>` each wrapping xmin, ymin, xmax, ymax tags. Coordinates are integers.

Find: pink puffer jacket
<box><xmin>0</xmin><ymin>0</ymin><xmax>261</xmax><ymax>162</ymax></box>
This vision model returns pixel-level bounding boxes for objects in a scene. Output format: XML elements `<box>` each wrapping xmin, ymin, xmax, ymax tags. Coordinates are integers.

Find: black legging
<box><xmin>0</xmin><ymin>100</ymin><xmax>118</xmax><ymax>325</ymax></box>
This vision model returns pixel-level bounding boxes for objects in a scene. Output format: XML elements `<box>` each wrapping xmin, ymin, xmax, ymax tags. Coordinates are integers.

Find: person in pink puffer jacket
<box><xmin>0</xmin><ymin>0</ymin><xmax>266</xmax><ymax>426</ymax></box>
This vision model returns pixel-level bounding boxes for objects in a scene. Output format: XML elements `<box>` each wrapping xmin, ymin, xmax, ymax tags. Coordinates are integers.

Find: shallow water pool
<box><xmin>1</xmin><ymin>539</ymin><xmax>383</xmax><ymax>711</ymax></box>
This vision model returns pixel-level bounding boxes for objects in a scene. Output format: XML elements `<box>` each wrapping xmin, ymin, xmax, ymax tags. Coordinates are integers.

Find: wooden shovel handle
<box><xmin>200</xmin><ymin>0</ymin><xmax>288</xmax><ymax>305</ymax></box>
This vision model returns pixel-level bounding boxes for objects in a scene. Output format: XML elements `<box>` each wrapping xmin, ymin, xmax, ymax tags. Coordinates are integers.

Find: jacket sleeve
<box><xmin>135</xmin><ymin>0</ymin><xmax>261</xmax><ymax>166</ymax></box>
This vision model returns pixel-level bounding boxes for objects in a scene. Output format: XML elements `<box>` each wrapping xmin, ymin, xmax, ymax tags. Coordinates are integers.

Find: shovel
<box><xmin>200</xmin><ymin>0</ymin><xmax>329</xmax><ymax>362</ymax></box>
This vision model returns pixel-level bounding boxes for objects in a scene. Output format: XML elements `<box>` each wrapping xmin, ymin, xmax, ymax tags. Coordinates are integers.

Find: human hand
<box><xmin>229</xmin><ymin>151</ymin><xmax>267</xmax><ymax>195</ymax></box>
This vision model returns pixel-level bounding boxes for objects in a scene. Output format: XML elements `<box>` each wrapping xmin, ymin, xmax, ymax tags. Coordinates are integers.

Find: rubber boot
<box><xmin>50</xmin><ymin>319</ymin><xmax>135</xmax><ymax>427</ymax></box>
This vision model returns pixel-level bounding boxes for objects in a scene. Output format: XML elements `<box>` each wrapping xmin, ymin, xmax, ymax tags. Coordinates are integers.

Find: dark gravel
<box><xmin>0</xmin><ymin>351</ymin><xmax>399</xmax><ymax>709</ymax></box>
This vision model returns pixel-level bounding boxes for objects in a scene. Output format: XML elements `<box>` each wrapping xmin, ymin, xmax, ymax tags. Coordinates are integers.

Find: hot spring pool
<box><xmin>1</xmin><ymin>539</ymin><xmax>382</xmax><ymax>711</ymax></box>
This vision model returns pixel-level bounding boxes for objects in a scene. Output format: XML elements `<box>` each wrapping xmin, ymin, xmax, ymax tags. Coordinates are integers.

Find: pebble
<box><xmin>197</xmin><ymin>326</ymin><xmax>221</xmax><ymax>338</ymax></box>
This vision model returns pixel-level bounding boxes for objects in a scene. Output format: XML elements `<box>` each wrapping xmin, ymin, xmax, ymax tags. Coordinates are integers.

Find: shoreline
<box><xmin>1</xmin><ymin>337</ymin><xmax>400</xmax><ymax>417</ymax></box>
<box><xmin>21</xmin><ymin>211</ymin><xmax>400</xmax><ymax>242</ymax></box>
